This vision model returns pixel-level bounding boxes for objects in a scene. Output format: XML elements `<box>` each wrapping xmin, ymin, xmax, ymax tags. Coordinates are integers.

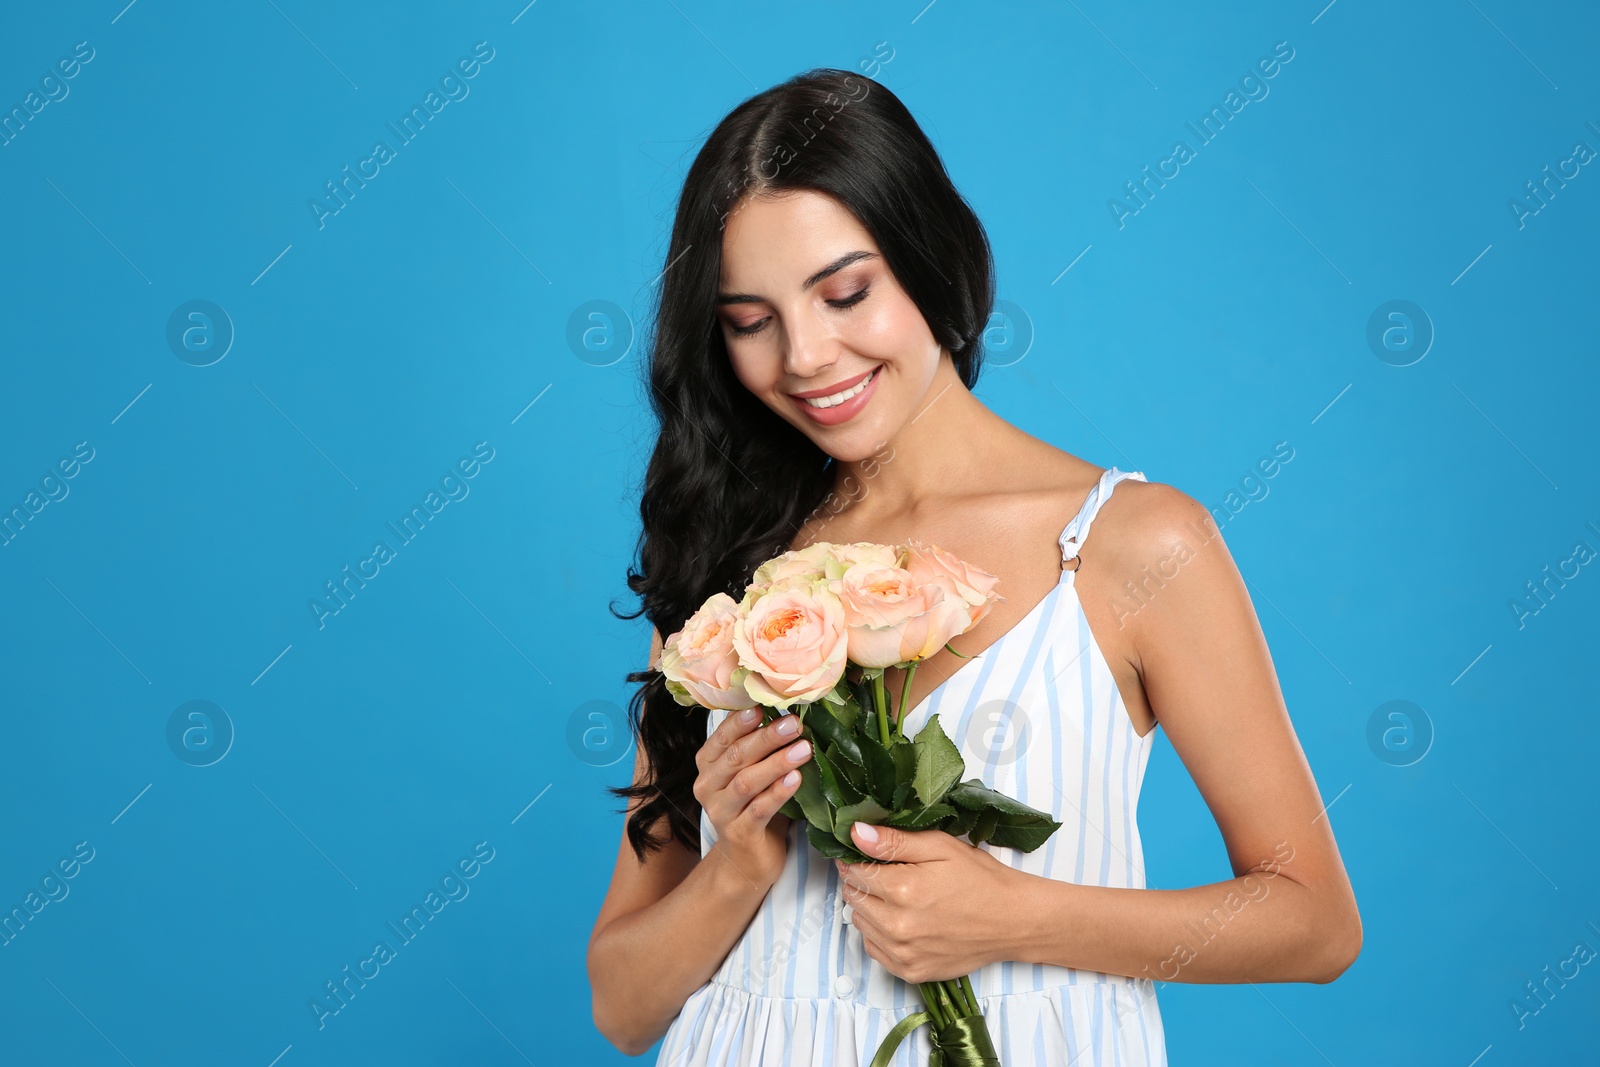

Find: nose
<box><xmin>781</xmin><ymin>311</ymin><xmax>840</xmax><ymax>382</ymax></box>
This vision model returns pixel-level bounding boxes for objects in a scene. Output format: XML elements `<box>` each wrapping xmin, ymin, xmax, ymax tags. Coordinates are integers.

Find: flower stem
<box><xmin>896</xmin><ymin>661</ymin><xmax>918</xmax><ymax>740</ymax></box>
<box><xmin>917</xmin><ymin>981</ymin><xmax>948</xmax><ymax>1029</ymax></box>
<box><xmin>934</xmin><ymin>979</ymin><xmax>959</xmax><ymax>1021</ymax></box>
<box><xmin>958</xmin><ymin>973</ymin><xmax>979</xmax><ymax>1015</ymax></box>
<box><xmin>943</xmin><ymin>978</ymin><xmax>964</xmax><ymax>1017</ymax></box>
<box><xmin>872</xmin><ymin>671</ymin><xmax>890</xmax><ymax>746</ymax></box>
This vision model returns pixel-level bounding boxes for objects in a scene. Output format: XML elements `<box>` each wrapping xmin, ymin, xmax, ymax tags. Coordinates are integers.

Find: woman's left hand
<box><xmin>834</xmin><ymin>821</ymin><xmax>1024</xmax><ymax>985</ymax></box>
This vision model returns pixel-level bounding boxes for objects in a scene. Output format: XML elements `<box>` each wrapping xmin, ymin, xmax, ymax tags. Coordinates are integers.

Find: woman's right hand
<box><xmin>692</xmin><ymin>707</ymin><xmax>813</xmax><ymax>891</ymax></box>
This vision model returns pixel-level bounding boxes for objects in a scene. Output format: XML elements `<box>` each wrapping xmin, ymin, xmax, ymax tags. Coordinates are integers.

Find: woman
<box><xmin>587</xmin><ymin>68</ymin><xmax>1360</xmax><ymax>1065</ymax></box>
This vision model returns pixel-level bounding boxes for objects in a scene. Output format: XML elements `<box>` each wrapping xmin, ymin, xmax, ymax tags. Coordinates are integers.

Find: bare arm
<box><xmin>1012</xmin><ymin>485</ymin><xmax>1362</xmax><ymax>984</ymax></box>
<box><xmin>587</xmin><ymin>767</ymin><xmax>773</xmax><ymax>1055</ymax></box>
<box><xmin>587</xmin><ymin>627</ymin><xmax>810</xmax><ymax>1055</ymax></box>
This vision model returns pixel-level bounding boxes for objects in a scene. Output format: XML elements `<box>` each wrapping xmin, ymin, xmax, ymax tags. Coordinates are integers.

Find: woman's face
<box><xmin>717</xmin><ymin>189</ymin><xmax>944</xmax><ymax>462</ymax></box>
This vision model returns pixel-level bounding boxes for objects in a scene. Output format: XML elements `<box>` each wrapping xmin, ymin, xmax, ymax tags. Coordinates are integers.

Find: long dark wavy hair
<box><xmin>608</xmin><ymin>67</ymin><xmax>997</xmax><ymax>862</ymax></box>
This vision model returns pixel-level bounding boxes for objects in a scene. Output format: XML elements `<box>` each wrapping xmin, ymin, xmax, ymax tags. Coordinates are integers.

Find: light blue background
<box><xmin>1</xmin><ymin>1</ymin><xmax>1595</xmax><ymax>1064</ymax></box>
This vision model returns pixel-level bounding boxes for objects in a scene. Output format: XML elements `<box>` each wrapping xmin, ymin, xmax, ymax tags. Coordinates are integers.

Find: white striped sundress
<box><xmin>655</xmin><ymin>466</ymin><xmax>1167</xmax><ymax>1066</ymax></box>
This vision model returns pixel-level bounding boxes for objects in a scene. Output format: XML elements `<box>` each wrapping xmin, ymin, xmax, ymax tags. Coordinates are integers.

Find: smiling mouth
<box><xmin>793</xmin><ymin>367</ymin><xmax>879</xmax><ymax>409</ymax></box>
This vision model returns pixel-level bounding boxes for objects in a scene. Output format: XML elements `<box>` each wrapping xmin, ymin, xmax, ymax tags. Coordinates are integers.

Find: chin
<box><xmin>807</xmin><ymin>423</ymin><xmax>892</xmax><ymax>464</ymax></box>
<box><xmin>763</xmin><ymin>364</ymin><xmax>903</xmax><ymax>460</ymax></box>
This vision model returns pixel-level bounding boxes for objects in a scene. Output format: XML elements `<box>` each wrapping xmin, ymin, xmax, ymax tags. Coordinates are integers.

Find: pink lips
<box><xmin>788</xmin><ymin>366</ymin><xmax>876</xmax><ymax>400</ymax></box>
<box><xmin>789</xmin><ymin>366</ymin><xmax>880</xmax><ymax>426</ymax></box>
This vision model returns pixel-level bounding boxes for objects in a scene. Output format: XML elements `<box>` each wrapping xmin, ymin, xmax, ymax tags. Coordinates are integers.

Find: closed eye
<box><xmin>727</xmin><ymin>287</ymin><xmax>870</xmax><ymax>338</ymax></box>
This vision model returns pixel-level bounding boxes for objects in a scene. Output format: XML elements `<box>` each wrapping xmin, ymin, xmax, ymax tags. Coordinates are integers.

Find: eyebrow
<box><xmin>715</xmin><ymin>250</ymin><xmax>879</xmax><ymax>306</ymax></box>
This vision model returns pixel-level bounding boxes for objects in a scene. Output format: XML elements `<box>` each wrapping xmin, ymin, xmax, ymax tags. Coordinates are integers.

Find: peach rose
<box><xmin>903</xmin><ymin>540</ymin><xmax>1005</xmax><ymax>634</ymax></box>
<box><xmin>824</xmin><ymin>541</ymin><xmax>902</xmax><ymax>577</ymax></box>
<box><xmin>659</xmin><ymin>593</ymin><xmax>754</xmax><ymax>711</ymax></box>
<box><xmin>732</xmin><ymin>575</ymin><xmax>849</xmax><ymax>710</ymax></box>
<box><xmin>834</xmin><ymin>560</ymin><xmax>970</xmax><ymax>668</ymax></box>
<box><xmin>747</xmin><ymin>541</ymin><xmax>836</xmax><ymax>595</ymax></box>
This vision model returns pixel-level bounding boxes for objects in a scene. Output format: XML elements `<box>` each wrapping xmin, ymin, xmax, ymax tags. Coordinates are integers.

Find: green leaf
<box><xmin>890</xmin><ymin>743</ymin><xmax>918</xmax><ymax>808</ymax></box>
<box><xmin>777</xmin><ymin>795</ymin><xmax>804</xmax><ymax>821</ymax></box>
<box><xmin>855</xmin><ymin>724</ymin><xmax>898</xmax><ymax>808</ymax></box>
<box><xmin>883</xmin><ymin>802</ymin><xmax>955</xmax><ymax>830</ymax></box>
<box><xmin>833</xmin><ymin>696</ymin><xmax>861</xmax><ymax>733</ymax></box>
<box><xmin>945</xmin><ymin>778</ymin><xmax>992</xmax><ymax>811</ymax></box>
<box><xmin>911</xmin><ymin>714</ymin><xmax>965</xmax><ymax>806</ymax></box>
<box><xmin>806</xmin><ymin>705</ymin><xmax>865</xmax><ymax>774</ymax></box>
<box><xmin>812</xmin><ymin>743</ymin><xmax>865</xmax><ymax>808</ymax></box>
<box><xmin>831</xmin><ymin>797</ymin><xmax>891</xmax><ymax>848</ymax></box>
<box><xmin>939</xmin><ymin>805</ymin><xmax>981</xmax><ymax>837</ymax></box>
<box><xmin>946</xmin><ymin>778</ymin><xmax>1055</xmax><ymax>820</ymax></box>
<box><xmin>806</xmin><ymin>823</ymin><xmax>864</xmax><ymax>861</ymax></box>
<box><xmin>849</xmin><ymin>677</ymin><xmax>874</xmax><ymax>720</ymax></box>
<box><xmin>969</xmin><ymin>806</ymin><xmax>1001</xmax><ymax>847</ymax></box>
<box><xmin>830</xmin><ymin>744</ymin><xmax>871</xmax><ymax>795</ymax></box>
<box><xmin>986</xmin><ymin>814</ymin><xmax>1063</xmax><ymax>853</ymax></box>
<box><xmin>790</xmin><ymin>756</ymin><xmax>834</xmax><ymax>832</ymax></box>
<box><xmin>836</xmin><ymin>757</ymin><xmax>866</xmax><ymax>807</ymax></box>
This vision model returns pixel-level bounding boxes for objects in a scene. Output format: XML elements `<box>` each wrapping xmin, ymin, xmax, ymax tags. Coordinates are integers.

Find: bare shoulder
<box><xmin>1011</xmin><ymin>436</ymin><xmax>1216</xmax><ymax>560</ymax></box>
<box><xmin>1092</xmin><ymin>476</ymin><xmax>1221</xmax><ymax>562</ymax></box>
<box><xmin>1011</xmin><ymin>436</ymin><xmax>1104</xmax><ymax>507</ymax></box>
<box><xmin>1084</xmin><ymin>475</ymin><xmax>1251</xmax><ymax>648</ymax></box>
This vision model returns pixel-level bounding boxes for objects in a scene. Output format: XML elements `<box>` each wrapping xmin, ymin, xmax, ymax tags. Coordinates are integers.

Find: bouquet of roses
<box><xmin>660</xmin><ymin>539</ymin><xmax>1063</xmax><ymax>1067</ymax></box>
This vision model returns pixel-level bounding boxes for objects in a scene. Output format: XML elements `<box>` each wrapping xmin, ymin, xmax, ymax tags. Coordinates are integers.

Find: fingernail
<box><xmin>739</xmin><ymin>708</ymin><xmax>758</xmax><ymax>723</ymax></box>
<box><xmin>786</xmin><ymin>739</ymin><xmax>811</xmax><ymax>762</ymax></box>
<box><xmin>854</xmin><ymin>822</ymin><xmax>878</xmax><ymax>843</ymax></box>
<box><xmin>775</xmin><ymin>715</ymin><xmax>799</xmax><ymax>736</ymax></box>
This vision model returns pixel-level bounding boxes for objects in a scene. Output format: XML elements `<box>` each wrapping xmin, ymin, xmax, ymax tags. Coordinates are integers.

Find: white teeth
<box><xmin>801</xmin><ymin>368</ymin><xmax>876</xmax><ymax>409</ymax></box>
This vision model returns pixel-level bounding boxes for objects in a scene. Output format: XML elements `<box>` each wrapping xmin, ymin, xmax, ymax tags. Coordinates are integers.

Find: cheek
<box><xmin>854</xmin><ymin>302</ymin><xmax>905</xmax><ymax>345</ymax></box>
<box><xmin>854</xmin><ymin>292</ymin><xmax>929</xmax><ymax>356</ymax></box>
<box><xmin>724</xmin><ymin>346</ymin><xmax>768</xmax><ymax>393</ymax></box>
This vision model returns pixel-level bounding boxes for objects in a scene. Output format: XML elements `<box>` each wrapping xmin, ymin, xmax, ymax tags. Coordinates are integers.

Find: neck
<box><xmin>829</xmin><ymin>355</ymin><xmax>1005</xmax><ymax>517</ymax></box>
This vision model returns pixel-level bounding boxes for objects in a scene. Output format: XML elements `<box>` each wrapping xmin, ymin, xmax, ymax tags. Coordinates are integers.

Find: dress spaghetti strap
<box><xmin>1060</xmin><ymin>466</ymin><xmax>1147</xmax><ymax>570</ymax></box>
